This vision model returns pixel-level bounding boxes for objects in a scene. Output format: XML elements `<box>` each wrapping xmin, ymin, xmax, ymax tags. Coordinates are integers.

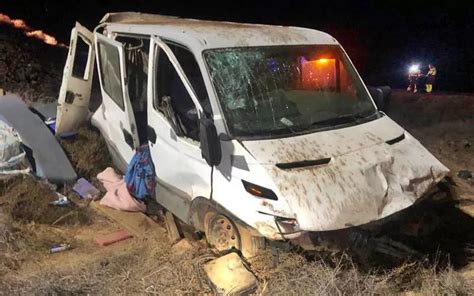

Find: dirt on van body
<box><xmin>0</xmin><ymin>23</ymin><xmax>473</xmax><ymax>294</ymax></box>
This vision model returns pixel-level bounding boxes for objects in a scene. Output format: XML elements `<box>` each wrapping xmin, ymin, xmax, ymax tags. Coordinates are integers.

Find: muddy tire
<box><xmin>204</xmin><ymin>210</ymin><xmax>265</xmax><ymax>258</ymax></box>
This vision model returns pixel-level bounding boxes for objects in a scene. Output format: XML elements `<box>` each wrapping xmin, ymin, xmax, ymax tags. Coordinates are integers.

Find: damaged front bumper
<box><xmin>261</xmin><ymin>179</ymin><xmax>455</xmax><ymax>257</ymax></box>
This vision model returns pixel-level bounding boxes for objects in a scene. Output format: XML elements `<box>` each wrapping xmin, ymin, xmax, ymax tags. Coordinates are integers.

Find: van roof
<box><xmin>100</xmin><ymin>12</ymin><xmax>338</xmax><ymax>49</ymax></box>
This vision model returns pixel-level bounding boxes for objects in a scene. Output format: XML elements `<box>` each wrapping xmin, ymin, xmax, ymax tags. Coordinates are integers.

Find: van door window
<box><xmin>154</xmin><ymin>44</ymin><xmax>209</xmax><ymax>141</ymax></box>
<box><xmin>115</xmin><ymin>35</ymin><xmax>151</xmax><ymax>145</ymax></box>
<box><xmin>97</xmin><ymin>41</ymin><xmax>124</xmax><ymax>110</ymax></box>
<box><xmin>71</xmin><ymin>34</ymin><xmax>92</xmax><ymax>80</ymax></box>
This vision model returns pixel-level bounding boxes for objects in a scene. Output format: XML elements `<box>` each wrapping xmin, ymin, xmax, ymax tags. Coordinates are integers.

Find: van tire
<box><xmin>236</xmin><ymin>223</ymin><xmax>266</xmax><ymax>258</ymax></box>
<box><xmin>204</xmin><ymin>210</ymin><xmax>265</xmax><ymax>258</ymax></box>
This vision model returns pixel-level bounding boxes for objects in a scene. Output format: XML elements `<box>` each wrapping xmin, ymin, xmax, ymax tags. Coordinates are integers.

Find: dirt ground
<box><xmin>1</xmin><ymin>24</ymin><xmax>474</xmax><ymax>295</ymax></box>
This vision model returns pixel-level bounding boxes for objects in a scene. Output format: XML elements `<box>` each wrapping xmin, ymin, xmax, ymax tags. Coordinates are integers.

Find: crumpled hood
<box><xmin>242</xmin><ymin>116</ymin><xmax>450</xmax><ymax>231</ymax></box>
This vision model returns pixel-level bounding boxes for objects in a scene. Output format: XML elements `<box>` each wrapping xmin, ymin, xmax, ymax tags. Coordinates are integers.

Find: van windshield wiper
<box><xmin>307</xmin><ymin>111</ymin><xmax>379</xmax><ymax>129</ymax></box>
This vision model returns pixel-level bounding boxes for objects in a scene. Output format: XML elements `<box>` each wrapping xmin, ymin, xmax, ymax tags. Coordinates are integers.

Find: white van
<box><xmin>56</xmin><ymin>12</ymin><xmax>450</xmax><ymax>257</ymax></box>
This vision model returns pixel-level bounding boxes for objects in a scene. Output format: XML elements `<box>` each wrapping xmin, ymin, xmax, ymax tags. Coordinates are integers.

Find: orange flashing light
<box><xmin>316</xmin><ymin>58</ymin><xmax>330</xmax><ymax>63</ymax></box>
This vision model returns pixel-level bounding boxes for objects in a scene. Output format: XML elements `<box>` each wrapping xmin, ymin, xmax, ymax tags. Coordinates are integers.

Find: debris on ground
<box><xmin>0</xmin><ymin>176</ymin><xmax>92</xmax><ymax>226</ymax></box>
<box><xmin>73</xmin><ymin>178</ymin><xmax>100</xmax><ymax>200</ymax></box>
<box><xmin>0</xmin><ymin>95</ymin><xmax>77</xmax><ymax>183</ymax></box>
<box><xmin>458</xmin><ymin>170</ymin><xmax>473</xmax><ymax>180</ymax></box>
<box><xmin>97</xmin><ymin>167</ymin><xmax>146</xmax><ymax>212</ymax></box>
<box><xmin>95</xmin><ymin>229</ymin><xmax>132</xmax><ymax>247</ymax></box>
<box><xmin>203</xmin><ymin>252</ymin><xmax>258</xmax><ymax>295</ymax></box>
<box><xmin>0</xmin><ymin>118</ymin><xmax>30</xmax><ymax>179</ymax></box>
<box><xmin>48</xmin><ymin>193</ymin><xmax>70</xmax><ymax>206</ymax></box>
<box><xmin>48</xmin><ymin>243</ymin><xmax>71</xmax><ymax>254</ymax></box>
<box><xmin>172</xmin><ymin>238</ymin><xmax>195</xmax><ymax>258</ymax></box>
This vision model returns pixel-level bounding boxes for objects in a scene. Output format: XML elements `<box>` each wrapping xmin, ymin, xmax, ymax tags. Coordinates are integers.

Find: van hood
<box><xmin>242</xmin><ymin>116</ymin><xmax>449</xmax><ymax>231</ymax></box>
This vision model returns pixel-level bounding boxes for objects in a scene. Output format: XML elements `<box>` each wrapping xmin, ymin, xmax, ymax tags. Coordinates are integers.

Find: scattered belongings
<box><xmin>73</xmin><ymin>178</ymin><xmax>100</xmax><ymax>200</ymax></box>
<box><xmin>44</xmin><ymin>117</ymin><xmax>56</xmax><ymax>133</ymax></box>
<box><xmin>0</xmin><ymin>117</ymin><xmax>30</xmax><ymax>178</ymax></box>
<box><xmin>97</xmin><ymin>167</ymin><xmax>146</xmax><ymax>212</ymax></box>
<box><xmin>172</xmin><ymin>239</ymin><xmax>194</xmax><ymax>258</ymax></box>
<box><xmin>43</xmin><ymin>117</ymin><xmax>77</xmax><ymax>139</ymax></box>
<box><xmin>458</xmin><ymin>170</ymin><xmax>473</xmax><ymax>180</ymax></box>
<box><xmin>203</xmin><ymin>252</ymin><xmax>258</xmax><ymax>295</ymax></box>
<box><xmin>49</xmin><ymin>192</ymin><xmax>70</xmax><ymax>206</ymax></box>
<box><xmin>49</xmin><ymin>243</ymin><xmax>71</xmax><ymax>254</ymax></box>
<box><xmin>0</xmin><ymin>95</ymin><xmax>77</xmax><ymax>183</ymax></box>
<box><xmin>95</xmin><ymin>229</ymin><xmax>132</xmax><ymax>246</ymax></box>
<box><xmin>125</xmin><ymin>144</ymin><xmax>156</xmax><ymax>200</ymax></box>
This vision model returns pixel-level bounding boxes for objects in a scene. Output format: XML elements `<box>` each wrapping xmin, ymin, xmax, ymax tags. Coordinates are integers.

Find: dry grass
<box><xmin>1</xmin><ymin>240</ymin><xmax>471</xmax><ymax>295</ymax></box>
<box><xmin>250</xmin><ymin>251</ymin><xmax>473</xmax><ymax>296</ymax></box>
<box><xmin>60</xmin><ymin>126</ymin><xmax>114</xmax><ymax>180</ymax></box>
<box><xmin>0</xmin><ymin>237</ymin><xmax>214</xmax><ymax>295</ymax></box>
<box><xmin>0</xmin><ymin>176</ymin><xmax>92</xmax><ymax>226</ymax></box>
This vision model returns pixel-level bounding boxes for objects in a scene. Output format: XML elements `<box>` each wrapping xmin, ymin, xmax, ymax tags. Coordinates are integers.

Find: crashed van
<box><xmin>56</xmin><ymin>12</ymin><xmax>450</xmax><ymax>257</ymax></box>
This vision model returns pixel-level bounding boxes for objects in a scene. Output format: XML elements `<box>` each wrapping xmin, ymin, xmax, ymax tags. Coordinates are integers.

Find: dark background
<box><xmin>2</xmin><ymin>0</ymin><xmax>474</xmax><ymax>92</ymax></box>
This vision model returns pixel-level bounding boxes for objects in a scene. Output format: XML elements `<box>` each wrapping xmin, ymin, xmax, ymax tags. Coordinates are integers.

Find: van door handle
<box><xmin>122</xmin><ymin>129</ymin><xmax>134</xmax><ymax>148</ymax></box>
<box><xmin>147</xmin><ymin>125</ymin><xmax>157</xmax><ymax>144</ymax></box>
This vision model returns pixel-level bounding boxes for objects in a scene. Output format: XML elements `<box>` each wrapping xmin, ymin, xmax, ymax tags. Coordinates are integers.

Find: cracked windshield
<box><xmin>205</xmin><ymin>45</ymin><xmax>377</xmax><ymax>138</ymax></box>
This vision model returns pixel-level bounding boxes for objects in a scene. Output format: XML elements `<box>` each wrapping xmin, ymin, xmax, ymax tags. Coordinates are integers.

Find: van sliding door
<box><xmin>95</xmin><ymin>33</ymin><xmax>139</xmax><ymax>166</ymax></box>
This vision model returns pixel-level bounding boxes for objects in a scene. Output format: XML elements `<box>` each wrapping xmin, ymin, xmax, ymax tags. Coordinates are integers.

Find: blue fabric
<box><xmin>125</xmin><ymin>144</ymin><xmax>156</xmax><ymax>200</ymax></box>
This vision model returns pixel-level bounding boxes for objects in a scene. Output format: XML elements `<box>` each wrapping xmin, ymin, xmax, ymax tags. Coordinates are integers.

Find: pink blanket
<box><xmin>97</xmin><ymin>167</ymin><xmax>146</xmax><ymax>212</ymax></box>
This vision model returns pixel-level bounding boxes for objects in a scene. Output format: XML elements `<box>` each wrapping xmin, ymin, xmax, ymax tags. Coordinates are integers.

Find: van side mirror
<box><xmin>368</xmin><ymin>86</ymin><xmax>386</xmax><ymax>111</ymax></box>
<box><xmin>199</xmin><ymin>117</ymin><xmax>222</xmax><ymax>166</ymax></box>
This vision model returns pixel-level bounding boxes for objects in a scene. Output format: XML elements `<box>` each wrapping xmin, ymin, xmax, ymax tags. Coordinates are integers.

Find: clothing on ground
<box><xmin>98</xmin><ymin>167</ymin><xmax>146</xmax><ymax>212</ymax></box>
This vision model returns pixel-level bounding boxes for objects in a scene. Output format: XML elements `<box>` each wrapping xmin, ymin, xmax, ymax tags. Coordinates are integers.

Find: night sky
<box><xmin>3</xmin><ymin>0</ymin><xmax>474</xmax><ymax>92</ymax></box>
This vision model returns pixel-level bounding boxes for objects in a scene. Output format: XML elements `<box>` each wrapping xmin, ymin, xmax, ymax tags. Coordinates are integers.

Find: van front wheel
<box><xmin>204</xmin><ymin>211</ymin><xmax>266</xmax><ymax>258</ymax></box>
<box><xmin>205</xmin><ymin>213</ymin><xmax>241</xmax><ymax>252</ymax></box>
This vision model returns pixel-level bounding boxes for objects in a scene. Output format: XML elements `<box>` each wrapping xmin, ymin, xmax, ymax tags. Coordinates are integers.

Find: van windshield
<box><xmin>204</xmin><ymin>45</ymin><xmax>378</xmax><ymax>139</ymax></box>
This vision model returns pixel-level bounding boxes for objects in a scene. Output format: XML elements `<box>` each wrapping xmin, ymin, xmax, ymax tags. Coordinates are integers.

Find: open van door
<box><xmin>146</xmin><ymin>36</ymin><xmax>212</xmax><ymax>221</ymax></box>
<box><xmin>94</xmin><ymin>33</ymin><xmax>139</xmax><ymax>166</ymax></box>
<box><xmin>56</xmin><ymin>22</ymin><xmax>95</xmax><ymax>136</ymax></box>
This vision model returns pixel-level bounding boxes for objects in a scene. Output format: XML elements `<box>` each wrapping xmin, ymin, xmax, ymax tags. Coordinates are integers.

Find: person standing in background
<box><xmin>425</xmin><ymin>64</ymin><xmax>437</xmax><ymax>93</ymax></box>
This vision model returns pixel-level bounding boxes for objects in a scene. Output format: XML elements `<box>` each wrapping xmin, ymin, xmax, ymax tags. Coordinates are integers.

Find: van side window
<box><xmin>154</xmin><ymin>44</ymin><xmax>209</xmax><ymax>141</ymax></box>
<box><xmin>167</xmin><ymin>44</ymin><xmax>210</xmax><ymax>110</ymax></box>
<box><xmin>97</xmin><ymin>41</ymin><xmax>124</xmax><ymax>109</ymax></box>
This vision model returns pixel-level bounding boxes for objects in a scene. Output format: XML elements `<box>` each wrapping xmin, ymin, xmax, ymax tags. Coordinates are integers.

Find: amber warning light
<box><xmin>0</xmin><ymin>13</ymin><xmax>68</xmax><ymax>48</ymax></box>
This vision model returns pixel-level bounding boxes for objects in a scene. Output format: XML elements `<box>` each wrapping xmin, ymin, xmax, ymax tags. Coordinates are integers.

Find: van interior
<box><xmin>112</xmin><ymin>35</ymin><xmax>211</xmax><ymax>143</ymax></box>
